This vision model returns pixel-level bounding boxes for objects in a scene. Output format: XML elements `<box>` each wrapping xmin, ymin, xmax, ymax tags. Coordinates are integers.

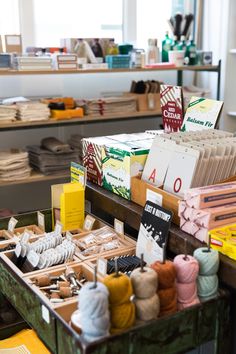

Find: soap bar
<box><xmin>184</xmin><ymin>182</ymin><xmax>236</xmax><ymax>209</ymax></box>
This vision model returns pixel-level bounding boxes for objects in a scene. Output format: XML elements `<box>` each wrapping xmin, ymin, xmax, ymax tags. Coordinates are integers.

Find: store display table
<box><xmin>0</xmin><ymin>187</ymin><xmax>231</xmax><ymax>354</ymax></box>
<box><xmin>85</xmin><ymin>182</ymin><xmax>236</xmax><ymax>290</ymax></box>
<box><xmin>0</xmin><ymin>252</ymin><xmax>230</xmax><ymax>354</ymax></box>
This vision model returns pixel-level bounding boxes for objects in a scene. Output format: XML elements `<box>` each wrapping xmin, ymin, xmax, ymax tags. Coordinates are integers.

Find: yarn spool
<box><xmin>70</xmin><ymin>309</ymin><xmax>82</xmax><ymax>334</ymax></box>
<box><xmin>158</xmin><ymin>288</ymin><xmax>177</xmax><ymax>309</ymax></box>
<box><xmin>130</xmin><ymin>267</ymin><xmax>158</xmax><ymax>298</ymax></box>
<box><xmin>193</xmin><ymin>247</ymin><xmax>219</xmax><ymax>276</ymax></box>
<box><xmin>130</xmin><ymin>262</ymin><xmax>160</xmax><ymax>322</ymax></box>
<box><xmin>151</xmin><ymin>260</ymin><xmax>177</xmax><ymax>316</ymax></box>
<box><xmin>197</xmin><ymin>275</ymin><xmax>219</xmax><ymax>299</ymax></box>
<box><xmin>174</xmin><ymin>255</ymin><xmax>199</xmax><ymax>283</ymax></box>
<box><xmin>103</xmin><ymin>270</ymin><xmax>135</xmax><ymax>334</ymax></box>
<box><xmin>193</xmin><ymin>247</ymin><xmax>219</xmax><ymax>300</ymax></box>
<box><xmin>151</xmin><ymin>261</ymin><xmax>176</xmax><ymax>289</ymax></box>
<box><xmin>78</xmin><ymin>281</ymin><xmax>110</xmax><ymax>342</ymax></box>
<box><xmin>174</xmin><ymin>251</ymin><xmax>200</xmax><ymax>309</ymax></box>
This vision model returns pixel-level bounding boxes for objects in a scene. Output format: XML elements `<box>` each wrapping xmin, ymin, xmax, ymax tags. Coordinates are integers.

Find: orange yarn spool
<box><xmin>151</xmin><ymin>261</ymin><xmax>176</xmax><ymax>289</ymax></box>
<box><xmin>158</xmin><ymin>288</ymin><xmax>177</xmax><ymax>308</ymax></box>
<box><xmin>151</xmin><ymin>260</ymin><xmax>177</xmax><ymax>317</ymax></box>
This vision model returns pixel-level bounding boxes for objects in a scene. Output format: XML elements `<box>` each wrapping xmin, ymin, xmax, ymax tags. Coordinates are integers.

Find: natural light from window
<box><xmin>33</xmin><ymin>0</ymin><xmax>123</xmax><ymax>47</ymax></box>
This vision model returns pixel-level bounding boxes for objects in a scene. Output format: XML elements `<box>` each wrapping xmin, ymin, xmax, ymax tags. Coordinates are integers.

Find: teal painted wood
<box><xmin>0</xmin><ymin>209</ymin><xmax>52</xmax><ymax>232</ymax></box>
<box><xmin>54</xmin><ymin>291</ymin><xmax>230</xmax><ymax>354</ymax></box>
<box><xmin>0</xmin><ymin>261</ymin><xmax>57</xmax><ymax>353</ymax></box>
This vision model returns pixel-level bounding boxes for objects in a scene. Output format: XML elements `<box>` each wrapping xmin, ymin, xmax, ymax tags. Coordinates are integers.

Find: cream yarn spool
<box><xmin>130</xmin><ymin>267</ymin><xmax>158</xmax><ymax>299</ymax></box>
<box><xmin>131</xmin><ymin>265</ymin><xmax>160</xmax><ymax>322</ymax></box>
<box><xmin>134</xmin><ymin>294</ymin><xmax>160</xmax><ymax>321</ymax></box>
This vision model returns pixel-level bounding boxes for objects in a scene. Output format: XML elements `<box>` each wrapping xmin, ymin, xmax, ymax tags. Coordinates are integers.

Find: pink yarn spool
<box><xmin>176</xmin><ymin>282</ymin><xmax>198</xmax><ymax>303</ymax></box>
<box><xmin>174</xmin><ymin>254</ymin><xmax>200</xmax><ymax>309</ymax></box>
<box><xmin>178</xmin><ymin>297</ymin><xmax>200</xmax><ymax>310</ymax></box>
<box><xmin>173</xmin><ymin>255</ymin><xmax>199</xmax><ymax>283</ymax></box>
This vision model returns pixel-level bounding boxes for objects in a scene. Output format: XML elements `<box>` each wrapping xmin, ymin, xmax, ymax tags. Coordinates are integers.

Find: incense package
<box><xmin>160</xmin><ymin>85</ymin><xmax>184</xmax><ymax>133</ymax></box>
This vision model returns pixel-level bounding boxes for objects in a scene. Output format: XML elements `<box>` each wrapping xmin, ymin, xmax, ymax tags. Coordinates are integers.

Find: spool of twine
<box><xmin>151</xmin><ymin>261</ymin><xmax>176</xmax><ymax>289</ymax></box>
<box><xmin>78</xmin><ymin>282</ymin><xmax>110</xmax><ymax>342</ymax></box>
<box><xmin>151</xmin><ymin>260</ymin><xmax>177</xmax><ymax>316</ymax></box>
<box><xmin>193</xmin><ymin>247</ymin><xmax>219</xmax><ymax>300</ymax></box>
<box><xmin>130</xmin><ymin>266</ymin><xmax>160</xmax><ymax>322</ymax></box>
<box><xmin>103</xmin><ymin>272</ymin><xmax>135</xmax><ymax>333</ymax></box>
<box><xmin>174</xmin><ymin>254</ymin><xmax>200</xmax><ymax>309</ymax></box>
<box><xmin>134</xmin><ymin>295</ymin><xmax>160</xmax><ymax>322</ymax></box>
<box><xmin>197</xmin><ymin>275</ymin><xmax>219</xmax><ymax>299</ymax></box>
<box><xmin>174</xmin><ymin>255</ymin><xmax>199</xmax><ymax>283</ymax></box>
<box><xmin>193</xmin><ymin>248</ymin><xmax>219</xmax><ymax>276</ymax></box>
<box><xmin>130</xmin><ymin>267</ymin><xmax>158</xmax><ymax>298</ymax></box>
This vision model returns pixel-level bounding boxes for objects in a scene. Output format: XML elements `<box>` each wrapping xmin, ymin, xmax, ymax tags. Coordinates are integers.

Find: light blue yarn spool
<box><xmin>197</xmin><ymin>274</ymin><xmax>219</xmax><ymax>299</ymax></box>
<box><xmin>193</xmin><ymin>247</ymin><xmax>219</xmax><ymax>276</ymax></box>
<box><xmin>79</xmin><ymin>282</ymin><xmax>110</xmax><ymax>342</ymax></box>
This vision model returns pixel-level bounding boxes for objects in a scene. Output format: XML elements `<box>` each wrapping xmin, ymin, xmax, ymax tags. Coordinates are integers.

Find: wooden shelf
<box><xmin>0</xmin><ymin>171</ymin><xmax>70</xmax><ymax>187</ymax></box>
<box><xmin>0</xmin><ymin>65</ymin><xmax>219</xmax><ymax>76</ymax></box>
<box><xmin>0</xmin><ymin>110</ymin><xmax>162</xmax><ymax>131</ymax></box>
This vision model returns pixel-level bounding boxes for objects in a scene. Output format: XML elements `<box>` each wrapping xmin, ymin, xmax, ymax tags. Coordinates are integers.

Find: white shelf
<box><xmin>229</xmin><ymin>49</ymin><xmax>236</xmax><ymax>54</ymax></box>
<box><xmin>228</xmin><ymin>111</ymin><xmax>236</xmax><ymax>117</ymax></box>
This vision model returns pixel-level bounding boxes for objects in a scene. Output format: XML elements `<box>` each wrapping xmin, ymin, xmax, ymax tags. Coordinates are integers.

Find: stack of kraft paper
<box><xmin>179</xmin><ymin>182</ymin><xmax>236</xmax><ymax>243</ymax></box>
<box><xmin>16</xmin><ymin>101</ymin><xmax>50</xmax><ymax>122</ymax></box>
<box><xmin>0</xmin><ymin>150</ymin><xmax>31</xmax><ymax>181</ymax></box>
<box><xmin>0</xmin><ymin>105</ymin><xmax>17</xmax><ymax>124</ymax></box>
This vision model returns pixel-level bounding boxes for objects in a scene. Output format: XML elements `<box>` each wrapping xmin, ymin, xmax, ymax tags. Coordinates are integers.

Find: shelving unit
<box><xmin>0</xmin><ymin>110</ymin><xmax>161</xmax><ymax>132</ymax></box>
<box><xmin>0</xmin><ymin>64</ymin><xmax>219</xmax><ymax>75</ymax></box>
<box><xmin>0</xmin><ymin>171</ymin><xmax>70</xmax><ymax>187</ymax></box>
<box><xmin>0</xmin><ymin>62</ymin><xmax>221</xmax><ymax>99</ymax></box>
<box><xmin>0</xmin><ymin>62</ymin><xmax>222</xmax><ymax>210</ymax></box>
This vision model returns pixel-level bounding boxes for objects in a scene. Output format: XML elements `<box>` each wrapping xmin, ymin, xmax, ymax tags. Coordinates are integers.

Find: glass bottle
<box><xmin>185</xmin><ymin>37</ymin><xmax>197</xmax><ymax>65</ymax></box>
<box><xmin>162</xmin><ymin>32</ymin><xmax>172</xmax><ymax>62</ymax></box>
<box><xmin>147</xmin><ymin>39</ymin><xmax>159</xmax><ymax>64</ymax></box>
<box><xmin>171</xmin><ymin>35</ymin><xmax>179</xmax><ymax>51</ymax></box>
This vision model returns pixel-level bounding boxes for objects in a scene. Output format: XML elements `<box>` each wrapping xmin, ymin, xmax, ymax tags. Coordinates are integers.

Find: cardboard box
<box><xmin>102</xmin><ymin>142</ymin><xmax>149</xmax><ymax>200</ymax></box>
<box><xmin>51</xmin><ymin>183</ymin><xmax>85</xmax><ymax>231</ymax></box>
<box><xmin>82</xmin><ymin>136</ymin><xmax>114</xmax><ymax>186</ymax></box>
<box><xmin>124</xmin><ymin>92</ymin><xmax>161</xmax><ymax>112</ymax></box>
<box><xmin>131</xmin><ymin>175</ymin><xmax>180</xmax><ymax>225</ymax></box>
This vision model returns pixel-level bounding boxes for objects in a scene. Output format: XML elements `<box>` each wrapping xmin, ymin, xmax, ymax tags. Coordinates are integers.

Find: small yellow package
<box><xmin>209</xmin><ymin>223</ymin><xmax>236</xmax><ymax>260</ymax></box>
<box><xmin>51</xmin><ymin>182</ymin><xmax>84</xmax><ymax>231</ymax></box>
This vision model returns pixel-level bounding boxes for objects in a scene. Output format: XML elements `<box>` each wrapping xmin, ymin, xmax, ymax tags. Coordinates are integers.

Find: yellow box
<box><xmin>210</xmin><ymin>223</ymin><xmax>236</xmax><ymax>260</ymax></box>
<box><xmin>51</xmin><ymin>183</ymin><xmax>85</xmax><ymax>231</ymax></box>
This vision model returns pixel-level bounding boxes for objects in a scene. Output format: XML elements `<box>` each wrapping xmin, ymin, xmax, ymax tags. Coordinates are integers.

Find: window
<box><xmin>0</xmin><ymin>0</ymin><xmax>20</xmax><ymax>34</ymax></box>
<box><xmin>136</xmin><ymin>0</ymin><xmax>173</xmax><ymax>50</ymax></box>
<box><xmin>32</xmin><ymin>0</ymin><xmax>123</xmax><ymax>47</ymax></box>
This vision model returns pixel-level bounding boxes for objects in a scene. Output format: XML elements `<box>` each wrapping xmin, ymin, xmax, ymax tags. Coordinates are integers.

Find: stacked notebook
<box><xmin>17</xmin><ymin>56</ymin><xmax>53</xmax><ymax>71</ymax></box>
<box><xmin>0</xmin><ymin>150</ymin><xmax>31</xmax><ymax>182</ymax></box>
<box><xmin>0</xmin><ymin>105</ymin><xmax>17</xmax><ymax>124</ymax></box>
<box><xmin>54</xmin><ymin>54</ymin><xmax>78</xmax><ymax>70</ymax></box>
<box><xmin>16</xmin><ymin>102</ymin><xmax>50</xmax><ymax>122</ymax></box>
<box><xmin>27</xmin><ymin>137</ymin><xmax>80</xmax><ymax>175</ymax></box>
<box><xmin>86</xmin><ymin>97</ymin><xmax>137</xmax><ymax>116</ymax></box>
